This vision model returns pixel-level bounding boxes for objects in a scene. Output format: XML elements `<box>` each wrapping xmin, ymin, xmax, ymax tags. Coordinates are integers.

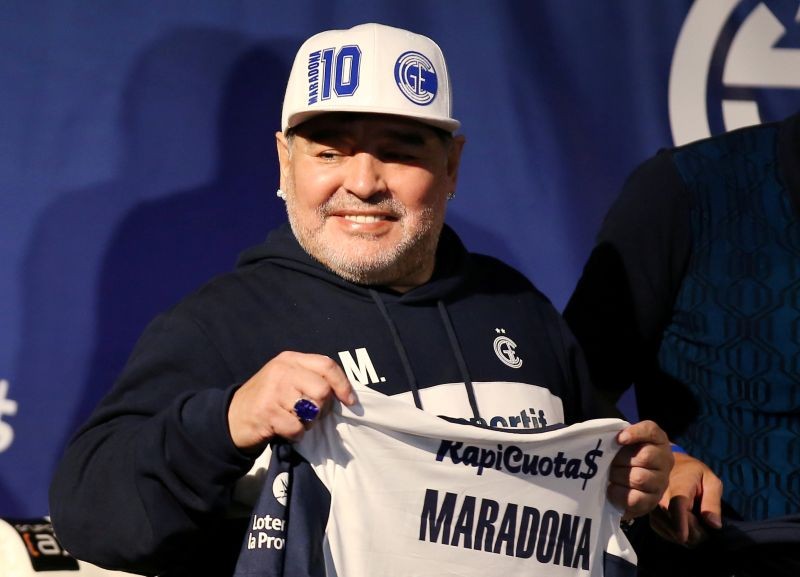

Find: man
<box><xmin>565</xmin><ymin>111</ymin><xmax>800</xmax><ymax>576</ymax></box>
<box><xmin>50</xmin><ymin>23</ymin><xmax>672</xmax><ymax>576</ymax></box>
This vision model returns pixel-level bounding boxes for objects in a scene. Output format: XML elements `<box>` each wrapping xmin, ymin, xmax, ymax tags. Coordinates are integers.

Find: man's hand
<box><xmin>228</xmin><ymin>351</ymin><xmax>356</xmax><ymax>451</ymax></box>
<box><xmin>648</xmin><ymin>452</ymin><xmax>723</xmax><ymax>547</ymax></box>
<box><xmin>608</xmin><ymin>420</ymin><xmax>673</xmax><ymax>520</ymax></box>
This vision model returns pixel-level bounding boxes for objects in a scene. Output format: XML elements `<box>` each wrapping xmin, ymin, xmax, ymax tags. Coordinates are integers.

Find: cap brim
<box><xmin>285</xmin><ymin>108</ymin><xmax>460</xmax><ymax>134</ymax></box>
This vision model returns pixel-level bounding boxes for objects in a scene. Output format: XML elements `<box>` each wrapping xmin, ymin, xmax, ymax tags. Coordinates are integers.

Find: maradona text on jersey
<box><xmin>419</xmin><ymin>489</ymin><xmax>592</xmax><ymax>570</ymax></box>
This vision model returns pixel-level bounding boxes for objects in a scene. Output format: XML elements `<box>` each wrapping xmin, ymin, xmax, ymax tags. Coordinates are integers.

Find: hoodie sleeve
<box><xmin>563</xmin><ymin>150</ymin><xmax>692</xmax><ymax>403</ymax></box>
<box><xmin>547</xmin><ymin>306</ymin><xmax>605</xmax><ymax>424</ymax></box>
<box><xmin>49</xmin><ymin>309</ymin><xmax>256</xmax><ymax>575</ymax></box>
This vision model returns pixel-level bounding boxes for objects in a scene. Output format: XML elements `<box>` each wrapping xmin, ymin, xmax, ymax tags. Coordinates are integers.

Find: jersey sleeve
<box><xmin>49</xmin><ymin>309</ymin><xmax>256</xmax><ymax>575</ymax></box>
<box><xmin>563</xmin><ymin>150</ymin><xmax>693</xmax><ymax>401</ymax></box>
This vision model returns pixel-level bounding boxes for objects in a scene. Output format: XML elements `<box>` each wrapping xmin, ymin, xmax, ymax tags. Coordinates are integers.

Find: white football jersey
<box><xmin>294</xmin><ymin>385</ymin><xmax>636</xmax><ymax>577</ymax></box>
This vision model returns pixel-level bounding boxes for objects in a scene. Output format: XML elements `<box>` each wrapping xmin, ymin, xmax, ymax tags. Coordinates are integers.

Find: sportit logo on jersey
<box><xmin>305</xmin><ymin>45</ymin><xmax>439</xmax><ymax>107</ymax></box>
<box><xmin>435</xmin><ymin>439</ymin><xmax>604</xmax><ymax>490</ymax></box>
<box><xmin>469</xmin><ymin>407</ymin><xmax>548</xmax><ymax>430</ymax></box>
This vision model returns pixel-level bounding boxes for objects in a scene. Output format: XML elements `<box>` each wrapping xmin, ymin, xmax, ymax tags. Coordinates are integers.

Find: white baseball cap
<box><xmin>281</xmin><ymin>23</ymin><xmax>460</xmax><ymax>133</ymax></box>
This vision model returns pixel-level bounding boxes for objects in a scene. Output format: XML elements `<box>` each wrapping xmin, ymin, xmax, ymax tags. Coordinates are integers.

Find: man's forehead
<box><xmin>292</xmin><ymin>113</ymin><xmax>441</xmax><ymax>143</ymax></box>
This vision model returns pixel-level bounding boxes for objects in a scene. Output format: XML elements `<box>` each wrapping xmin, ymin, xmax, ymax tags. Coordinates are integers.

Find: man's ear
<box><xmin>446</xmin><ymin>135</ymin><xmax>466</xmax><ymax>188</ymax></box>
<box><xmin>276</xmin><ymin>131</ymin><xmax>291</xmax><ymax>190</ymax></box>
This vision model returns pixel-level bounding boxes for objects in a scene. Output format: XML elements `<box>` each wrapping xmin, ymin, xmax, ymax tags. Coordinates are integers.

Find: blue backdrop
<box><xmin>1</xmin><ymin>0</ymin><xmax>798</xmax><ymax>516</ymax></box>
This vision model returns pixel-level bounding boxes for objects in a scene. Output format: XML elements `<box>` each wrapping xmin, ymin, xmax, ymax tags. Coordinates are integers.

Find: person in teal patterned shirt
<box><xmin>565</xmin><ymin>110</ymin><xmax>800</xmax><ymax>577</ymax></box>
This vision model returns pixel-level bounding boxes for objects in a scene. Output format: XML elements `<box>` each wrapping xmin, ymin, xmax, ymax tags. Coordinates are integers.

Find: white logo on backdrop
<box><xmin>669</xmin><ymin>0</ymin><xmax>800</xmax><ymax>145</ymax></box>
<box><xmin>0</xmin><ymin>379</ymin><xmax>18</xmax><ymax>453</ymax></box>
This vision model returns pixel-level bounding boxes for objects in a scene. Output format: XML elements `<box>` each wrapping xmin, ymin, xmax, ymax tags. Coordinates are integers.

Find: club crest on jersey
<box><xmin>394</xmin><ymin>51</ymin><xmax>438</xmax><ymax>105</ymax></box>
<box><xmin>493</xmin><ymin>328</ymin><xmax>522</xmax><ymax>369</ymax></box>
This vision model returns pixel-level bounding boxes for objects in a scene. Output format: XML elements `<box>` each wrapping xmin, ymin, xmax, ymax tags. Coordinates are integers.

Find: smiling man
<box><xmin>50</xmin><ymin>24</ymin><xmax>674</xmax><ymax>577</ymax></box>
<box><xmin>277</xmin><ymin>112</ymin><xmax>462</xmax><ymax>291</ymax></box>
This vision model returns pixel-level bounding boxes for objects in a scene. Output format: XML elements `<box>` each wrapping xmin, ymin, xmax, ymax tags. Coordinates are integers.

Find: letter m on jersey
<box><xmin>337</xmin><ymin>348</ymin><xmax>381</xmax><ymax>385</ymax></box>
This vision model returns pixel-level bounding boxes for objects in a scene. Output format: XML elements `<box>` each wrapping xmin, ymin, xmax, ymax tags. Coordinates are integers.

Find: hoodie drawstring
<box><xmin>369</xmin><ymin>289</ymin><xmax>423</xmax><ymax>409</ymax></box>
<box><xmin>437</xmin><ymin>301</ymin><xmax>481</xmax><ymax>421</ymax></box>
<box><xmin>368</xmin><ymin>289</ymin><xmax>481</xmax><ymax>420</ymax></box>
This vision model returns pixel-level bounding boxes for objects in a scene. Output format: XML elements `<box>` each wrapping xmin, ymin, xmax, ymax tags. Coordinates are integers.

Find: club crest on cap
<box><xmin>394</xmin><ymin>51</ymin><xmax>438</xmax><ymax>106</ymax></box>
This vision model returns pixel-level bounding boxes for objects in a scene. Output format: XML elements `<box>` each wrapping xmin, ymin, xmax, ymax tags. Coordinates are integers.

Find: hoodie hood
<box><xmin>236</xmin><ymin>222</ymin><xmax>470</xmax><ymax>303</ymax></box>
<box><xmin>237</xmin><ymin>222</ymin><xmax>477</xmax><ymax>414</ymax></box>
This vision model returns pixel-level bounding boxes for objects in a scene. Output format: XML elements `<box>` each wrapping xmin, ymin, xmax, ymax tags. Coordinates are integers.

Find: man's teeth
<box><xmin>344</xmin><ymin>215</ymin><xmax>386</xmax><ymax>223</ymax></box>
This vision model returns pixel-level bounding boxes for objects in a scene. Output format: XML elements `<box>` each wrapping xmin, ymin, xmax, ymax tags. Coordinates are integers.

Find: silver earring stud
<box><xmin>276</xmin><ymin>188</ymin><xmax>286</xmax><ymax>200</ymax></box>
<box><xmin>447</xmin><ymin>191</ymin><xmax>456</xmax><ymax>200</ymax></box>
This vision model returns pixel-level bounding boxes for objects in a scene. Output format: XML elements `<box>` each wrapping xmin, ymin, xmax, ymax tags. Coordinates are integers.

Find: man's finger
<box><xmin>698</xmin><ymin>474</ymin><xmax>724</xmax><ymax>529</ymax></box>
<box><xmin>685</xmin><ymin>511</ymin><xmax>709</xmax><ymax>547</ymax></box>
<box><xmin>649</xmin><ymin>507</ymin><xmax>682</xmax><ymax>544</ymax></box>
<box><xmin>299</xmin><ymin>353</ymin><xmax>356</xmax><ymax>405</ymax></box>
<box><xmin>667</xmin><ymin>494</ymin><xmax>693</xmax><ymax>544</ymax></box>
<box><xmin>617</xmin><ymin>420</ymin><xmax>670</xmax><ymax>446</ymax></box>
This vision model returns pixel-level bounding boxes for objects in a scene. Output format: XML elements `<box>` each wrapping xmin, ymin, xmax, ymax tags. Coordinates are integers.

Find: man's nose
<box><xmin>342</xmin><ymin>152</ymin><xmax>387</xmax><ymax>198</ymax></box>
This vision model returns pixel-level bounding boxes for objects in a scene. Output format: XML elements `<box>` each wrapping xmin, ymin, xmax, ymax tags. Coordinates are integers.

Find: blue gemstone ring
<box><xmin>293</xmin><ymin>398</ymin><xmax>320</xmax><ymax>424</ymax></box>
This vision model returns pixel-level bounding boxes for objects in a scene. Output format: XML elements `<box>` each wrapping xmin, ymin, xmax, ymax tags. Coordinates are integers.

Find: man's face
<box><xmin>276</xmin><ymin>113</ymin><xmax>464</xmax><ymax>292</ymax></box>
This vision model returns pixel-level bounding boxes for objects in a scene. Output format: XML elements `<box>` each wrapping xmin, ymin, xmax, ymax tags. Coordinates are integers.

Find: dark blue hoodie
<box><xmin>49</xmin><ymin>223</ymin><xmax>596</xmax><ymax>576</ymax></box>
